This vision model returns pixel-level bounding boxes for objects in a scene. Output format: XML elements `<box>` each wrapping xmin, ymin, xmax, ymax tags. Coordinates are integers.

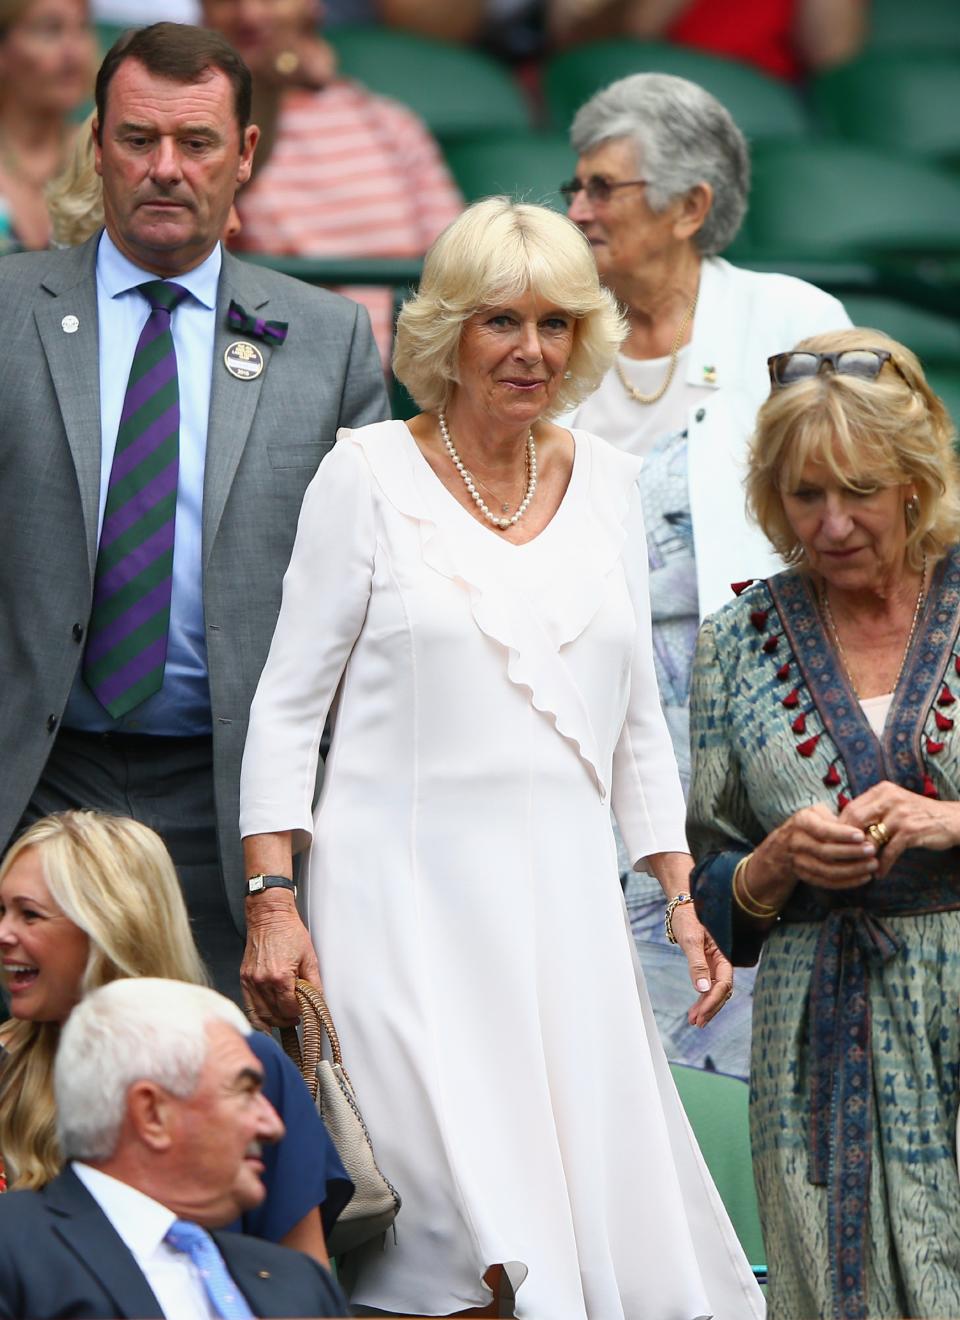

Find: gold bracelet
<box><xmin>664</xmin><ymin>892</ymin><xmax>695</xmax><ymax>945</ymax></box>
<box><xmin>732</xmin><ymin>854</ymin><xmax>779</xmax><ymax>920</ymax></box>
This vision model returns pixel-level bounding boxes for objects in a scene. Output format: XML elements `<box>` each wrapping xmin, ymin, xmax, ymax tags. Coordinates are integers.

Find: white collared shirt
<box><xmin>72</xmin><ymin>1163</ymin><xmax>222</xmax><ymax>1319</ymax></box>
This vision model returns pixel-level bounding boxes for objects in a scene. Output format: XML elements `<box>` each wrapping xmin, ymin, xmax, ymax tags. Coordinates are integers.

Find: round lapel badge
<box><xmin>61</xmin><ymin>315</ymin><xmax>80</xmax><ymax>334</ymax></box>
<box><xmin>224</xmin><ymin>340</ymin><xmax>265</xmax><ymax>380</ymax></box>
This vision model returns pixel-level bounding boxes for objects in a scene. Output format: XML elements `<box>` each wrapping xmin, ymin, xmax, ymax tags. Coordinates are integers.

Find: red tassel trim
<box><xmin>939</xmin><ymin>684</ymin><xmax>956</xmax><ymax>707</ymax></box>
<box><xmin>927</xmin><ymin>738</ymin><xmax>945</xmax><ymax>755</ymax></box>
<box><xmin>792</xmin><ymin>713</ymin><xmax>807</xmax><ymax>734</ymax></box>
<box><xmin>776</xmin><ymin>662</ymin><xmax>791</xmax><ymax>681</ymax></box>
<box><xmin>750</xmin><ymin>609</ymin><xmax>769</xmax><ymax>632</ymax></box>
<box><xmin>796</xmin><ymin>734</ymin><xmax>821</xmax><ymax>757</ymax></box>
<box><xmin>935</xmin><ymin>710</ymin><xmax>954</xmax><ymax>732</ymax></box>
<box><xmin>731</xmin><ymin>580</ymin><xmax>755</xmax><ymax>597</ymax></box>
<box><xmin>762</xmin><ymin>635</ymin><xmax>780</xmax><ymax>654</ymax></box>
<box><xmin>783</xmin><ymin>688</ymin><xmax>800</xmax><ymax>709</ymax></box>
<box><xmin>923</xmin><ymin>775</ymin><xmax>939</xmax><ymax>799</ymax></box>
<box><xmin>838</xmin><ymin>792</ymin><xmax>850</xmax><ymax>809</ymax></box>
<box><xmin>823</xmin><ymin>764</ymin><xmax>841</xmax><ymax>787</ymax></box>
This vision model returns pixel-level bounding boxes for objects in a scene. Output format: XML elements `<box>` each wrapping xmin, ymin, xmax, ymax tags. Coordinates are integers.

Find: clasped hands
<box><xmin>757</xmin><ymin>781</ymin><xmax>960</xmax><ymax>896</ymax></box>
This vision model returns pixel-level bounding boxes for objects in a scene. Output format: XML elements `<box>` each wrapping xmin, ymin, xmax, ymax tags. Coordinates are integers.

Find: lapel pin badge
<box><xmin>702</xmin><ymin>364</ymin><xmax>717</xmax><ymax>384</ymax></box>
<box><xmin>61</xmin><ymin>315</ymin><xmax>80</xmax><ymax>334</ymax></box>
<box><xmin>224</xmin><ymin>340</ymin><xmax>265</xmax><ymax>380</ymax></box>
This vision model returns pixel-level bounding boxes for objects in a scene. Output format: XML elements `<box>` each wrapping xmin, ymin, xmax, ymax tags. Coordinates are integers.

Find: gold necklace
<box><xmin>463</xmin><ymin>445</ymin><xmax>529</xmax><ymax>515</ymax></box>
<box><xmin>820</xmin><ymin>557</ymin><xmax>927</xmax><ymax>697</ymax></box>
<box><xmin>615</xmin><ymin>286</ymin><xmax>699</xmax><ymax>406</ymax></box>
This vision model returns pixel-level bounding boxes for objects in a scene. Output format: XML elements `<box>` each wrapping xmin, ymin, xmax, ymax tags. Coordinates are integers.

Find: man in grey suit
<box><xmin>0</xmin><ymin>23</ymin><xmax>388</xmax><ymax>997</ymax></box>
<box><xmin>0</xmin><ymin>978</ymin><xmax>347</xmax><ymax>1318</ymax></box>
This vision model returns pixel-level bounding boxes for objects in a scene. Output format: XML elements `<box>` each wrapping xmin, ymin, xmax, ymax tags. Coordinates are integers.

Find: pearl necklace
<box><xmin>820</xmin><ymin>556</ymin><xmax>927</xmax><ymax>697</ymax></box>
<box><xmin>615</xmin><ymin>286</ymin><xmax>699</xmax><ymax>406</ymax></box>
<box><xmin>438</xmin><ymin>411</ymin><xmax>537</xmax><ymax>531</ymax></box>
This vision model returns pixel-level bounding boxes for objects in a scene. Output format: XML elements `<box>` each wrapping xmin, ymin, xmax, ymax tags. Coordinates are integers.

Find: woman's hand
<box><xmin>750</xmin><ymin>802</ymin><xmax>877</xmax><ymax>898</ymax></box>
<box><xmin>839</xmin><ymin>781</ymin><xmax>960</xmax><ymax>877</ymax></box>
<box><xmin>668</xmin><ymin>901</ymin><xmax>734</xmax><ymax>1027</ymax></box>
<box><xmin>241</xmin><ymin>890</ymin><xmax>322</xmax><ymax>1028</ymax></box>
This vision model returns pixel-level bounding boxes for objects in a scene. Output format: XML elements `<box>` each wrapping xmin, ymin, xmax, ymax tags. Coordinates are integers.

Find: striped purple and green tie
<box><xmin>83</xmin><ymin>280</ymin><xmax>189</xmax><ymax>718</ymax></box>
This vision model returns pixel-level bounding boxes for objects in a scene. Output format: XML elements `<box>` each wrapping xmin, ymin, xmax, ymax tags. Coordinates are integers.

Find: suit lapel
<box><xmin>43</xmin><ymin>1167</ymin><xmax>164</xmax><ymax>1319</ymax></box>
<box><xmin>33</xmin><ymin>236</ymin><xmax>104</xmax><ymax>579</ymax></box>
<box><xmin>203</xmin><ymin>252</ymin><xmax>276</xmax><ymax>569</ymax></box>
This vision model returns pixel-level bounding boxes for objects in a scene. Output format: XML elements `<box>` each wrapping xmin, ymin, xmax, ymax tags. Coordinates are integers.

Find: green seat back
<box><xmin>865</xmin><ymin>0</ymin><xmax>960</xmax><ymax>52</ymax></box>
<box><xmin>839</xmin><ymin>297</ymin><xmax>960</xmax><ymax>367</ymax></box>
<box><xmin>444</xmin><ymin>132</ymin><xmax>575</xmax><ymax>211</ymax></box>
<box><xmin>328</xmin><ymin>26</ymin><xmax>531</xmax><ymax>146</ymax></box>
<box><xmin>743</xmin><ymin>142</ymin><xmax>960</xmax><ymax>262</ymax></box>
<box><xmin>670</xmin><ymin>1064</ymin><xmax>765</xmax><ymax>1269</ymax></box>
<box><xmin>812</xmin><ymin>55</ymin><xmax>960</xmax><ymax>168</ymax></box>
<box><xmin>544</xmin><ymin>40</ymin><xmax>809</xmax><ymax>142</ymax></box>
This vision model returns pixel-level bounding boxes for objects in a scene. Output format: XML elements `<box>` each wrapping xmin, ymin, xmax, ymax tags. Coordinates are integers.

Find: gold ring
<box><xmin>275</xmin><ymin>49</ymin><xmax>300</xmax><ymax>76</ymax></box>
<box><xmin>867</xmin><ymin>820</ymin><xmax>890</xmax><ymax>850</ymax></box>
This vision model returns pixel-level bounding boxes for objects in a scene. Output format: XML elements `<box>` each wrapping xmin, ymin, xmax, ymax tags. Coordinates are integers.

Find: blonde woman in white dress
<box><xmin>238</xmin><ymin>197</ymin><xmax>763</xmax><ymax>1320</ymax></box>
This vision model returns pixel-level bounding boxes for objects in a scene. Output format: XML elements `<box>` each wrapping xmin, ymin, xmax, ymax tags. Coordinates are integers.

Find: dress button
<box><xmin>72</xmin><ymin>623</ymin><xmax>84</xmax><ymax>642</ymax></box>
<box><xmin>47</xmin><ymin>714</ymin><xmax>58</xmax><ymax>732</ymax></box>
<box><xmin>695</xmin><ymin>408</ymin><xmax>706</xmax><ymax>422</ymax></box>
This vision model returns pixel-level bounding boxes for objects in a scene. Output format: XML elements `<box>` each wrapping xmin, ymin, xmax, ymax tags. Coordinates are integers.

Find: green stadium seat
<box><xmin>742</xmin><ymin>142</ymin><xmax>960</xmax><ymax>263</ymax></box>
<box><xmin>669</xmin><ymin>1064</ymin><xmax>765</xmax><ymax>1271</ymax></box>
<box><xmin>443</xmin><ymin>132</ymin><xmax>575</xmax><ymax>211</ymax></box>
<box><xmin>328</xmin><ymin>26</ymin><xmax>531</xmax><ymax>146</ymax></box>
<box><xmin>839</xmin><ymin>297</ymin><xmax>960</xmax><ymax>366</ymax></box>
<box><xmin>865</xmin><ymin>0</ymin><xmax>960</xmax><ymax>52</ymax></box>
<box><xmin>94</xmin><ymin>21</ymin><xmax>130</xmax><ymax>54</ymax></box>
<box><xmin>812</xmin><ymin>55</ymin><xmax>960</xmax><ymax>169</ymax></box>
<box><xmin>544</xmin><ymin>40</ymin><xmax>810</xmax><ymax>143</ymax></box>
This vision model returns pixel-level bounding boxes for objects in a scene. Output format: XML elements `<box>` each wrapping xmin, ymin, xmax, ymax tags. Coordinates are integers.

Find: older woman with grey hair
<box><xmin>239</xmin><ymin>197</ymin><xmax>762</xmax><ymax>1318</ymax></box>
<box><xmin>566</xmin><ymin>72</ymin><xmax>850</xmax><ymax>790</ymax></box>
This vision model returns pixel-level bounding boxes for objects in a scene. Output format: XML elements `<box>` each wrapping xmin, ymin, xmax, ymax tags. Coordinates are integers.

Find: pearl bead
<box><xmin>438</xmin><ymin>410</ymin><xmax>537</xmax><ymax>532</ymax></box>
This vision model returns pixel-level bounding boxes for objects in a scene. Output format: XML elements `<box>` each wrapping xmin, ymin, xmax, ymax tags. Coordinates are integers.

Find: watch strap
<box><xmin>246</xmin><ymin>873</ymin><xmax>298</xmax><ymax>898</ymax></box>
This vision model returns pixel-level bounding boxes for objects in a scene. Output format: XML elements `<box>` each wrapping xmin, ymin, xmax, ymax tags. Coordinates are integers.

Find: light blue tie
<box><xmin>164</xmin><ymin>1219</ymin><xmax>254</xmax><ymax>1319</ymax></box>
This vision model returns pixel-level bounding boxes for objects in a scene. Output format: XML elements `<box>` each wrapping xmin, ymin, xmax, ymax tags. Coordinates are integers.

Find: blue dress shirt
<box><xmin>64</xmin><ymin>231</ymin><xmax>220</xmax><ymax>735</ymax></box>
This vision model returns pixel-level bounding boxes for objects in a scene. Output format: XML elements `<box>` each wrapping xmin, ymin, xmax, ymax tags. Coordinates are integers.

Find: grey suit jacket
<box><xmin>0</xmin><ymin>235</ymin><xmax>389</xmax><ymax>926</ymax></box>
<box><xmin>0</xmin><ymin>1165</ymin><xmax>348</xmax><ymax>1318</ymax></box>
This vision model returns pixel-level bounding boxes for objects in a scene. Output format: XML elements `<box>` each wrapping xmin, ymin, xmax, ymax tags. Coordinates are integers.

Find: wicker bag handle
<box><xmin>279</xmin><ymin>979</ymin><xmax>346</xmax><ymax>1102</ymax></box>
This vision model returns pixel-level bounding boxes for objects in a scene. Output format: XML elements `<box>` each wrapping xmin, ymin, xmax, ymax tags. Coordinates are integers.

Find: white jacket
<box><xmin>572</xmin><ymin>256</ymin><xmax>851</xmax><ymax>618</ymax></box>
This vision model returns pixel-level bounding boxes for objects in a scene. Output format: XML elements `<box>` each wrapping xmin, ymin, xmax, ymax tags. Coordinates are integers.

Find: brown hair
<box><xmin>747</xmin><ymin>327</ymin><xmax>960</xmax><ymax>573</ymax></box>
<box><xmin>94</xmin><ymin>21</ymin><xmax>252</xmax><ymax>141</ymax></box>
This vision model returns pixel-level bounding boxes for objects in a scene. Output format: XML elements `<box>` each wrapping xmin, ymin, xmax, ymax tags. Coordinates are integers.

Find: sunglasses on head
<box><xmin>559</xmin><ymin>175</ymin><xmax>648</xmax><ymax>205</ymax></box>
<box><xmin>767</xmin><ymin>348</ymin><xmax>909</xmax><ymax>388</ymax></box>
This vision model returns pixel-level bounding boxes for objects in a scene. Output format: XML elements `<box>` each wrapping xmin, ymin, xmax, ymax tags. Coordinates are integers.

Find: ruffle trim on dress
<box><xmin>339</xmin><ymin>424</ymin><xmax>641</xmax><ymax>801</ymax></box>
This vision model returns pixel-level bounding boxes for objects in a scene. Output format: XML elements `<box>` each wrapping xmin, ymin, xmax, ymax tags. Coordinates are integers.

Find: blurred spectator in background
<box><xmin>202</xmin><ymin>0</ymin><xmax>462</xmax><ymax>365</ymax></box>
<box><xmin>0</xmin><ymin>0</ymin><xmax>96</xmax><ymax>250</ymax></box>
<box><xmin>550</xmin><ymin>0</ymin><xmax>867</xmax><ymax>80</ymax></box>
<box><xmin>564</xmin><ymin>72</ymin><xmax>850</xmax><ymax>1077</ymax></box>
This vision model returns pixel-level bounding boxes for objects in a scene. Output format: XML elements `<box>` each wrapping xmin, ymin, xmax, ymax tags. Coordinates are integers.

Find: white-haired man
<box><xmin>0</xmin><ymin>979</ymin><xmax>347</xmax><ymax>1318</ymax></box>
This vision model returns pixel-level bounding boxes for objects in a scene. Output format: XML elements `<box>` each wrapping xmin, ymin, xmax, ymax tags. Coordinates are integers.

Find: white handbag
<box><xmin>281</xmin><ymin>979</ymin><xmax>401</xmax><ymax>1256</ymax></box>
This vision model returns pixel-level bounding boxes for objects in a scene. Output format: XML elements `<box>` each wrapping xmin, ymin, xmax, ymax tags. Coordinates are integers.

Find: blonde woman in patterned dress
<box><xmin>688</xmin><ymin>327</ymin><xmax>960</xmax><ymax>1320</ymax></box>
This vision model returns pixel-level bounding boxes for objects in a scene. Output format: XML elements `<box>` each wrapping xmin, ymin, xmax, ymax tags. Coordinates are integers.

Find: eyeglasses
<box><xmin>767</xmin><ymin>348</ymin><xmax>909</xmax><ymax>389</ymax></box>
<box><xmin>559</xmin><ymin>175</ymin><xmax>649</xmax><ymax>205</ymax></box>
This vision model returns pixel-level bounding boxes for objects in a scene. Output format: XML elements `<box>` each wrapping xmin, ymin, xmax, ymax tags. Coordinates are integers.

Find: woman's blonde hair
<box><xmin>0</xmin><ymin>811</ymin><xmax>208</xmax><ymax>1189</ymax></box>
<box><xmin>747</xmin><ymin>327</ymin><xmax>960</xmax><ymax>572</ymax></box>
<box><xmin>393</xmin><ymin>196</ymin><xmax>626</xmax><ymax>417</ymax></box>
<box><xmin>46</xmin><ymin>111</ymin><xmax>103</xmax><ymax>247</ymax></box>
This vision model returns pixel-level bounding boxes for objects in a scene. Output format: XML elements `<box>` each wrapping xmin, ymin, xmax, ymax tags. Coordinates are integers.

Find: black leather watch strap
<box><xmin>246</xmin><ymin>873</ymin><xmax>298</xmax><ymax>898</ymax></box>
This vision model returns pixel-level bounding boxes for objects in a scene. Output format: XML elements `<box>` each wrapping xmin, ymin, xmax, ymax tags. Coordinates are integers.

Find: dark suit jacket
<box><xmin>0</xmin><ymin>235</ymin><xmax>389</xmax><ymax>927</ymax></box>
<box><xmin>0</xmin><ymin>1165</ymin><xmax>348</xmax><ymax>1318</ymax></box>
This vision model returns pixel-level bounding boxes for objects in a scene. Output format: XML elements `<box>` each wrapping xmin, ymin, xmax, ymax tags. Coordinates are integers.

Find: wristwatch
<box><xmin>246</xmin><ymin>873</ymin><xmax>298</xmax><ymax>898</ymax></box>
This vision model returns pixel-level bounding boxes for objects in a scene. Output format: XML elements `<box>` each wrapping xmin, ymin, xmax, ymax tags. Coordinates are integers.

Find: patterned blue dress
<box><xmin>687</xmin><ymin>553</ymin><xmax>960</xmax><ymax>1320</ymax></box>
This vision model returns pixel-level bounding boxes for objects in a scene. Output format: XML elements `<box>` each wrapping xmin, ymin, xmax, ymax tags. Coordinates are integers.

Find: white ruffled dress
<box><xmin>240</xmin><ymin>421</ymin><xmax>764</xmax><ymax>1319</ymax></box>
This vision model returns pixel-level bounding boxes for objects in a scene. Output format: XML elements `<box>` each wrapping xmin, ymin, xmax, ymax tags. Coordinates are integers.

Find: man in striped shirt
<box><xmin>203</xmin><ymin>0</ymin><xmax>463</xmax><ymax>365</ymax></box>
